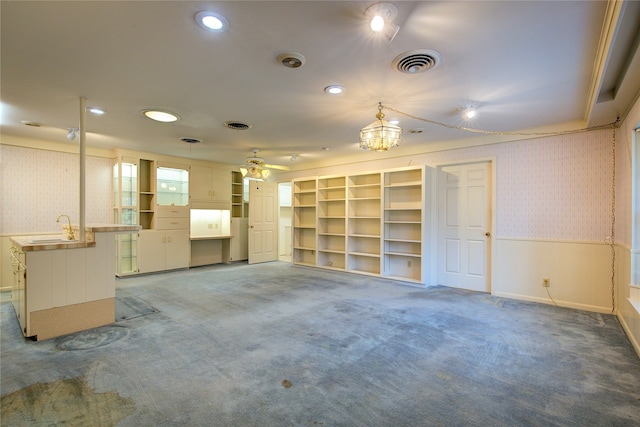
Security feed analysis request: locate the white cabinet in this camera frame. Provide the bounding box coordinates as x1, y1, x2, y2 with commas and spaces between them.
290, 166, 427, 284
292, 178, 317, 266
317, 176, 346, 270
191, 165, 231, 208
138, 229, 190, 273
383, 167, 425, 283
347, 172, 382, 275
230, 217, 248, 261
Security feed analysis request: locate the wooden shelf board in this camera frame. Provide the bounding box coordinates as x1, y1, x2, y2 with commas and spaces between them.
348, 252, 380, 258
385, 251, 421, 257
384, 221, 421, 224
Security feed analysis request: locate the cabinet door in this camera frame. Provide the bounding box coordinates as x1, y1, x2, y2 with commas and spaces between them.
190, 165, 213, 201
138, 230, 166, 273
165, 230, 190, 270
230, 218, 248, 261
210, 168, 232, 203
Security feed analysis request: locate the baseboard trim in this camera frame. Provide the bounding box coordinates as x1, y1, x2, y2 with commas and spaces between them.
492, 291, 613, 314
617, 311, 640, 359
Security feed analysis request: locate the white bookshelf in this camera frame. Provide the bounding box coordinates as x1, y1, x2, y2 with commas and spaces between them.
347, 172, 382, 275
383, 167, 424, 282
292, 178, 317, 266
317, 176, 346, 270
290, 167, 427, 284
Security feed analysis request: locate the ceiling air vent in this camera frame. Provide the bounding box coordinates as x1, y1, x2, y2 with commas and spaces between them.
277, 52, 305, 69
224, 121, 252, 130
180, 137, 202, 144
392, 49, 441, 74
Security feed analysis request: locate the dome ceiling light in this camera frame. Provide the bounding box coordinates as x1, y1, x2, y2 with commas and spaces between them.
142, 109, 180, 123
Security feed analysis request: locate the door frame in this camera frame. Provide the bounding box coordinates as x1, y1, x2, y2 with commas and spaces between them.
429, 157, 497, 293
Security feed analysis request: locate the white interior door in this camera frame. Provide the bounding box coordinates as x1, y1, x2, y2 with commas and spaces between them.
248, 180, 278, 264
438, 162, 492, 292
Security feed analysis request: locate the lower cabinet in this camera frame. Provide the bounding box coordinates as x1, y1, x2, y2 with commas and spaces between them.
138, 229, 190, 273
230, 217, 248, 261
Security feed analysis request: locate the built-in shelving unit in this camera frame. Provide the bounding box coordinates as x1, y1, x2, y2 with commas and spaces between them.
383, 167, 424, 283
231, 171, 244, 218
292, 178, 317, 266
347, 172, 381, 276
317, 176, 346, 270
113, 157, 139, 276
138, 159, 155, 230
289, 166, 428, 284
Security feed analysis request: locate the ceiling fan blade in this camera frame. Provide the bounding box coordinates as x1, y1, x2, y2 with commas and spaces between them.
264, 163, 290, 171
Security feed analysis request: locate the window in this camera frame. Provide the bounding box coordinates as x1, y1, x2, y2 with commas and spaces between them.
631, 128, 640, 311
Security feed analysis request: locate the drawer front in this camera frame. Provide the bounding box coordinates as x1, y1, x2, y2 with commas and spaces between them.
156, 217, 189, 230
156, 205, 189, 218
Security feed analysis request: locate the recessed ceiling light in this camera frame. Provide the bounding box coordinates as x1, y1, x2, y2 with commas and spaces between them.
324, 85, 344, 95
196, 11, 229, 32
142, 109, 180, 123
322, 147, 330, 151
87, 107, 106, 115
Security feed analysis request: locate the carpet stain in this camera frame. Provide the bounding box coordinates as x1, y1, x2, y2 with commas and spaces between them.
281, 379, 293, 388
0, 376, 135, 426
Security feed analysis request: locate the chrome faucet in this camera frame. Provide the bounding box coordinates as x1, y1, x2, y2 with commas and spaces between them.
56, 214, 75, 240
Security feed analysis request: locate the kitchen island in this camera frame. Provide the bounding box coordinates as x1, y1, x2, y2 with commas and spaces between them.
10, 224, 140, 341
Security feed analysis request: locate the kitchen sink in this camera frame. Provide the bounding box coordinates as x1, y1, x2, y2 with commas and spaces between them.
29, 238, 77, 244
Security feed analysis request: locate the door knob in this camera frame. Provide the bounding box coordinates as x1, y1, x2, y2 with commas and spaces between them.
485, 232, 491, 237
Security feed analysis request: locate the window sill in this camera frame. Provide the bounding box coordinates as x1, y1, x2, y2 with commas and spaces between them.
629, 285, 640, 315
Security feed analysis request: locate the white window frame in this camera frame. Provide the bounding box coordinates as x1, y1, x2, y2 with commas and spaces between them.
631, 128, 640, 312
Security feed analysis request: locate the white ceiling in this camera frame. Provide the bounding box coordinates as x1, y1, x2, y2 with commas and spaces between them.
2, 1, 639, 171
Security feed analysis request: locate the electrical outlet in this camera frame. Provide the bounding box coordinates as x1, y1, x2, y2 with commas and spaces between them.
208, 224, 213, 229
543, 278, 550, 287
407, 260, 412, 267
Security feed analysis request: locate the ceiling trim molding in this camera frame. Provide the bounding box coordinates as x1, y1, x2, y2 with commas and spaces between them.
584, 0, 626, 121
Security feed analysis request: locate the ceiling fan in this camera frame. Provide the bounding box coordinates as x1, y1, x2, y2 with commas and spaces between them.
240, 148, 289, 180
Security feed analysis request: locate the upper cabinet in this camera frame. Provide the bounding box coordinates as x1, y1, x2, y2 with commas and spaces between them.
157, 164, 189, 207
190, 165, 231, 209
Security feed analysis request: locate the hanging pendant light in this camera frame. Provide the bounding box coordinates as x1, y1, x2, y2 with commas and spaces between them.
359, 102, 402, 151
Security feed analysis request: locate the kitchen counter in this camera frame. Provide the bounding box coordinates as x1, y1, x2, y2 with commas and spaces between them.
11, 224, 140, 252
9, 224, 141, 341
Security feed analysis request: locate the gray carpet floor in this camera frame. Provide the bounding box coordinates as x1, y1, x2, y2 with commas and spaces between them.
1, 261, 639, 426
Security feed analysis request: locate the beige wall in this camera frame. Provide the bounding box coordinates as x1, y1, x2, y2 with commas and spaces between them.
2, 100, 639, 355
277, 114, 640, 355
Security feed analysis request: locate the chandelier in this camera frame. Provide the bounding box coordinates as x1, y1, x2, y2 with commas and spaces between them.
359, 102, 402, 151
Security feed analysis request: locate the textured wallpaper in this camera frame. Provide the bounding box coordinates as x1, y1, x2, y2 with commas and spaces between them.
1, 145, 113, 234
280, 129, 616, 243
0, 128, 618, 242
